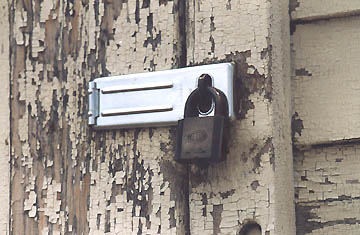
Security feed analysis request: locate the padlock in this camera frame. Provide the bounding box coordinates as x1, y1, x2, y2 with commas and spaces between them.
175, 75, 229, 163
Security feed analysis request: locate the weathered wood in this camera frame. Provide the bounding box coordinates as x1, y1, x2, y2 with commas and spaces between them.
186, 0, 295, 234
292, 16, 360, 146
292, 12, 360, 234
294, 143, 360, 235
0, 0, 10, 234
9, 0, 297, 234
9, 0, 189, 234
291, 0, 360, 22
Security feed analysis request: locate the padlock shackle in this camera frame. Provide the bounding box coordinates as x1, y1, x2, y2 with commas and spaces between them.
184, 86, 229, 118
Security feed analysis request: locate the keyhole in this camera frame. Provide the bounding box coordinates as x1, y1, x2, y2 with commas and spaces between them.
238, 222, 261, 235
197, 74, 214, 114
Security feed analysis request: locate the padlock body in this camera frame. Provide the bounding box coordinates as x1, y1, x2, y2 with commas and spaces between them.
175, 116, 225, 163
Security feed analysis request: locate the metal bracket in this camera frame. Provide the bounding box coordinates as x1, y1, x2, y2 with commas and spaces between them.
88, 81, 99, 125
88, 63, 234, 129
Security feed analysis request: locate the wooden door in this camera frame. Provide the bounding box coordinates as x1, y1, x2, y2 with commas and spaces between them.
7, 0, 294, 234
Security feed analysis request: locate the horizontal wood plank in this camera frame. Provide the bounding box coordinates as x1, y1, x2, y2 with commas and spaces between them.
294, 143, 360, 234
292, 16, 360, 146
291, 0, 360, 21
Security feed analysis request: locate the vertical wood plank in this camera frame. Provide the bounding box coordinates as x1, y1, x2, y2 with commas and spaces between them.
9, 0, 188, 234
186, 0, 295, 234
0, 0, 10, 234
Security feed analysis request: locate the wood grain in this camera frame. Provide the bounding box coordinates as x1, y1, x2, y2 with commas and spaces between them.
9, 0, 189, 234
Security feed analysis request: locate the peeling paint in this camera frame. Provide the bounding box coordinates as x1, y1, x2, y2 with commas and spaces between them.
292, 112, 304, 141
295, 143, 360, 234
292, 16, 360, 146
211, 204, 223, 235
0, 0, 10, 233
8, 0, 295, 234
289, 0, 300, 14
10, 0, 188, 234
186, 0, 294, 234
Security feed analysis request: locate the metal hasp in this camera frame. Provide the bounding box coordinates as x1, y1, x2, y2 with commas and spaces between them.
88, 63, 234, 129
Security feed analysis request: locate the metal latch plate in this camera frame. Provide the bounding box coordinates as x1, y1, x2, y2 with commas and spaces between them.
88, 63, 234, 129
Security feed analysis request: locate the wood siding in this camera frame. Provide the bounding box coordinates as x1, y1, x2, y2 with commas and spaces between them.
292, 2, 360, 235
